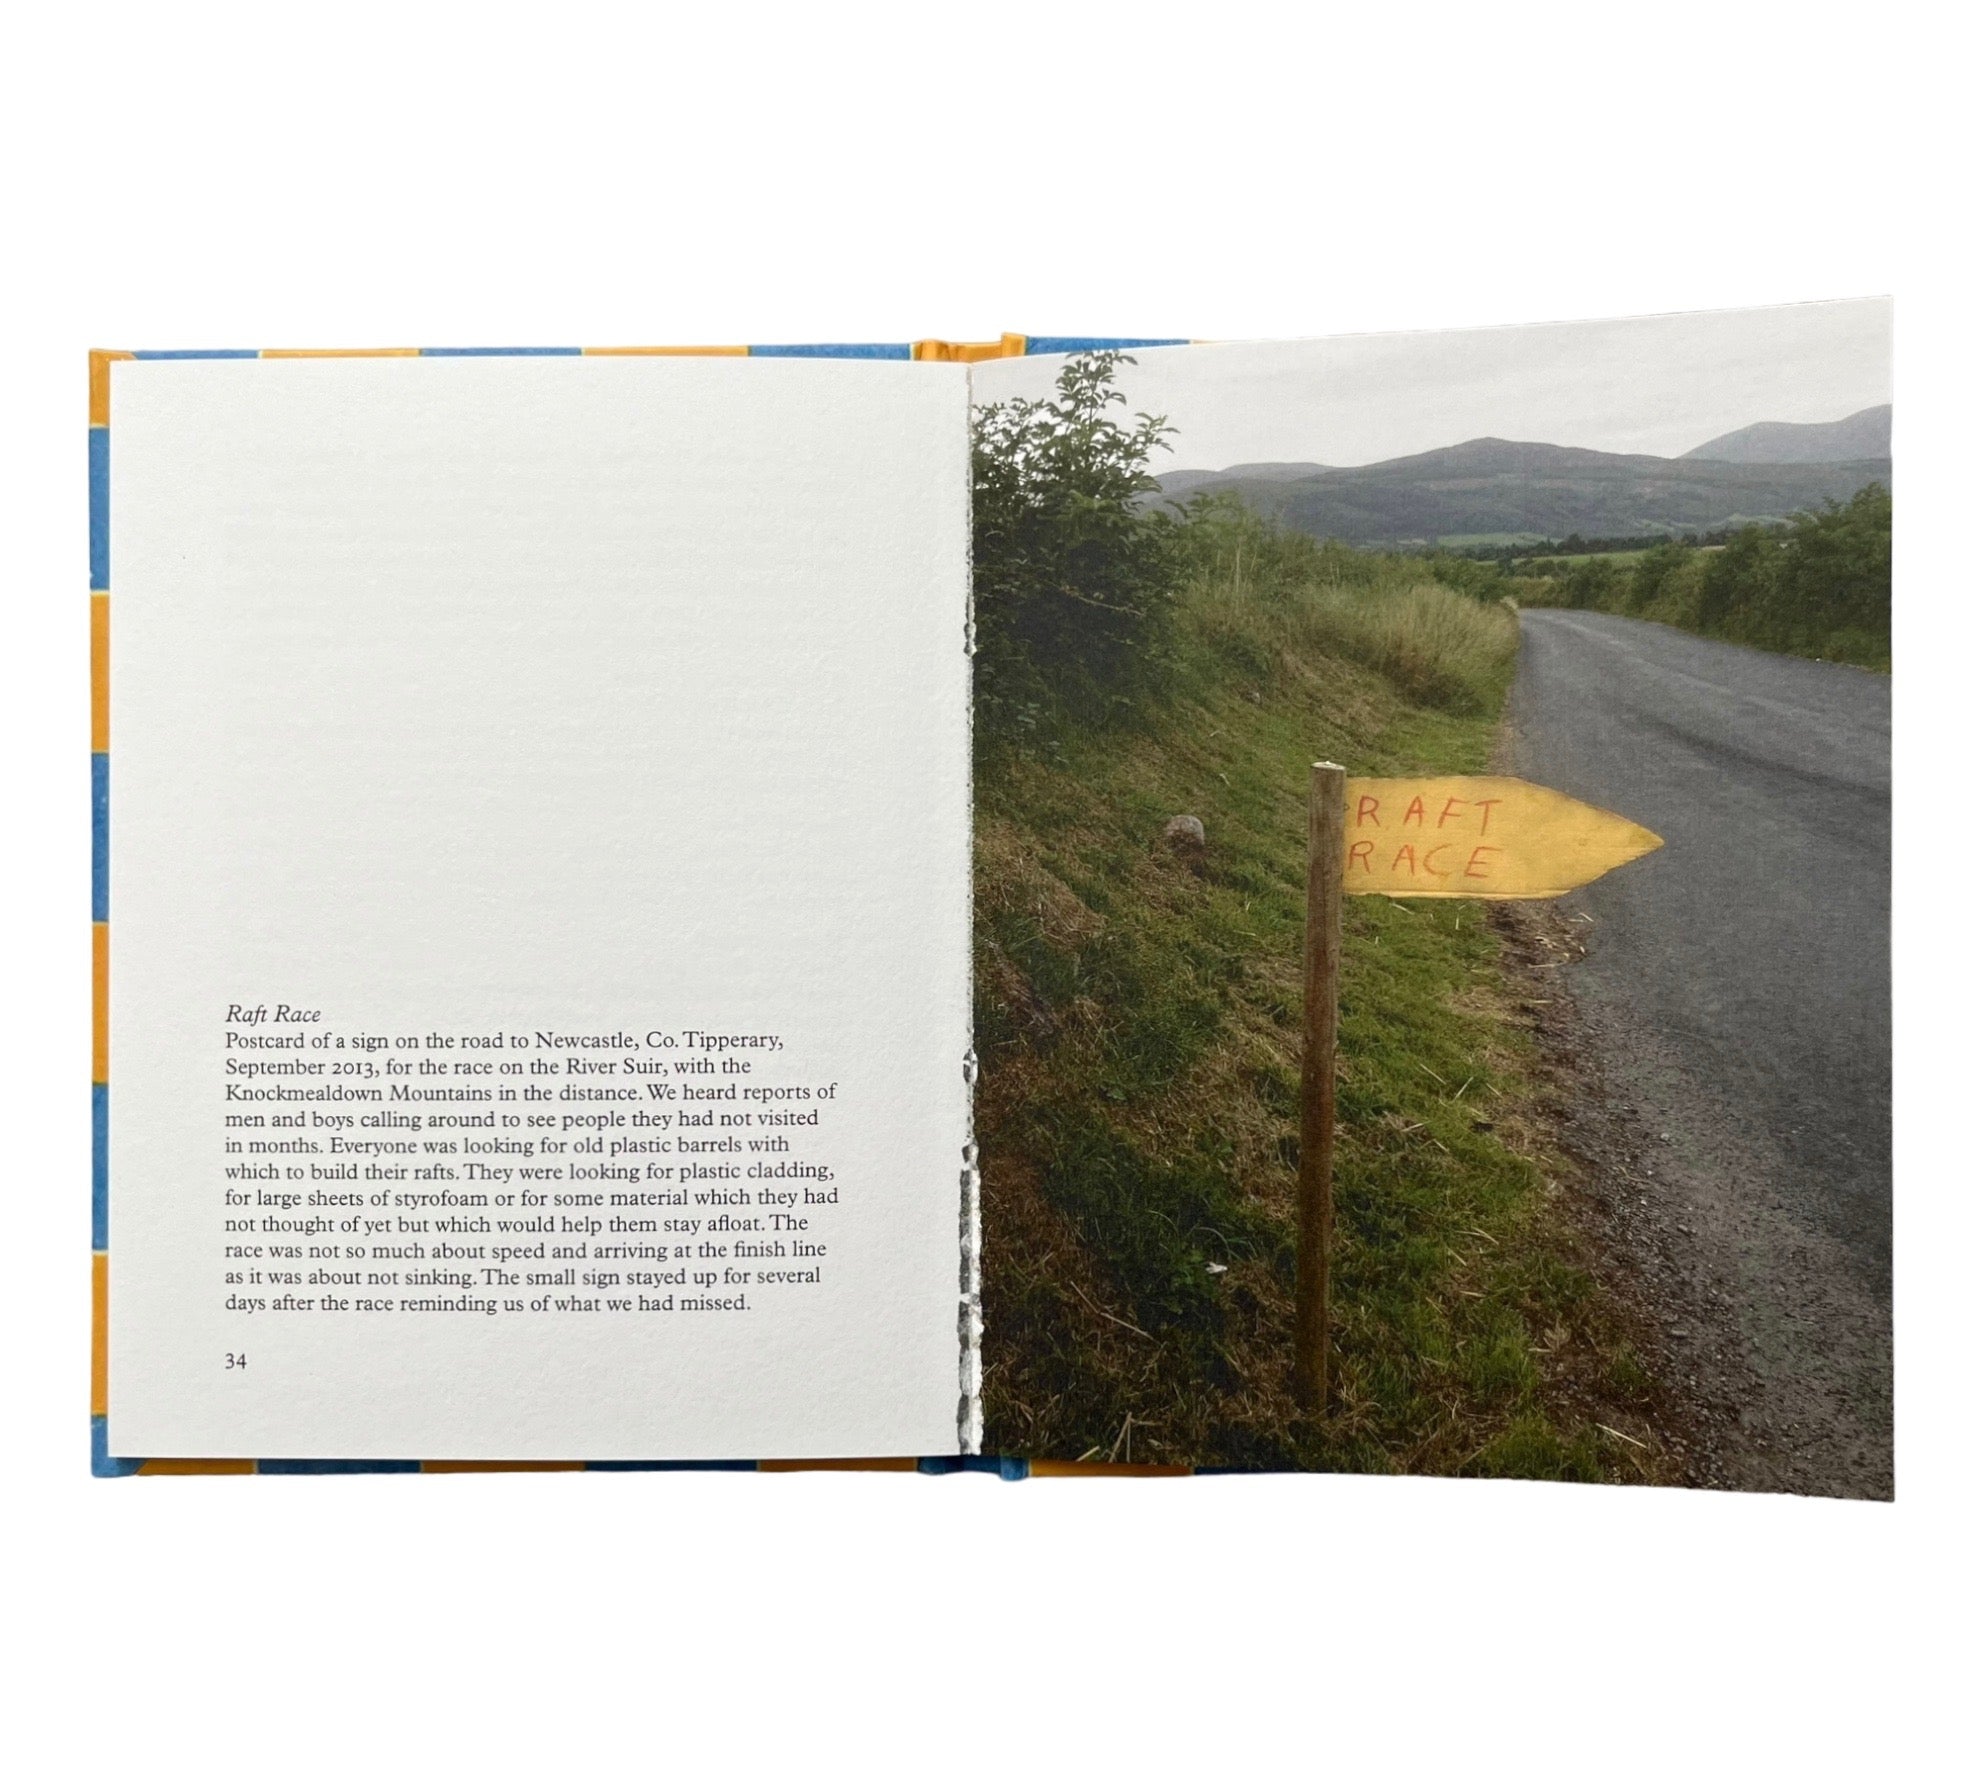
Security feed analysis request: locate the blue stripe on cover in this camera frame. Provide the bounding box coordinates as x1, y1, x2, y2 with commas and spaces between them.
257, 1458, 423, 1474
747, 343, 914, 359
129, 349, 260, 360
1022, 337, 1189, 354
88, 427, 108, 589
917, 1455, 1029, 1479
91, 1416, 142, 1478
92, 1084, 108, 1250
91, 752, 108, 923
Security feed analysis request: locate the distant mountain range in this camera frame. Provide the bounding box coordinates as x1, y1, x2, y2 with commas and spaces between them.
1680, 404, 1889, 465
1153, 407, 1892, 546
1157, 462, 1337, 500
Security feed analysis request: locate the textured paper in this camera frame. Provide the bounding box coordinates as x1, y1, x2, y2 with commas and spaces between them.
107, 354, 972, 1461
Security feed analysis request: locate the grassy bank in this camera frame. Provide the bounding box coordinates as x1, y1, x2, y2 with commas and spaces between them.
976, 513, 1669, 1479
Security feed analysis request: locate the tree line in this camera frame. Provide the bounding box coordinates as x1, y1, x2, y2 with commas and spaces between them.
1520, 484, 1890, 669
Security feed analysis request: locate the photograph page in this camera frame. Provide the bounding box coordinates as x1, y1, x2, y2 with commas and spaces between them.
967, 304, 1891, 1495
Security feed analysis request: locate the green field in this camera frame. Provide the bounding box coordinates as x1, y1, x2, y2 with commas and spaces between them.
1521, 546, 1659, 569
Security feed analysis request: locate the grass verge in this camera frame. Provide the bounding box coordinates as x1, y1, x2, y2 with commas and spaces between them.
977, 555, 1674, 1479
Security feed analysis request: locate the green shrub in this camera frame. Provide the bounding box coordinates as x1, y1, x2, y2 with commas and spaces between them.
1625, 540, 1696, 615
1557, 557, 1624, 610
1684, 484, 1888, 665
973, 353, 1180, 735
1697, 526, 1780, 634
1422, 552, 1511, 603
1771, 482, 1890, 656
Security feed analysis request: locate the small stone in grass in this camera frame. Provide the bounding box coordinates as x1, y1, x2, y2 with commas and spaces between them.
1163, 814, 1207, 873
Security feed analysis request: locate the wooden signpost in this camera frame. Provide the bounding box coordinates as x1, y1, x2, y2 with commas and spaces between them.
1294, 764, 1663, 1411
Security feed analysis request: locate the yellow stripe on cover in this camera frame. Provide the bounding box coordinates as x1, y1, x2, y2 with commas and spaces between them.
91, 1252, 108, 1417
911, 334, 1028, 363
757, 1457, 920, 1472
91, 594, 108, 754
1027, 1460, 1194, 1478
92, 921, 107, 1084
89, 350, 133, 428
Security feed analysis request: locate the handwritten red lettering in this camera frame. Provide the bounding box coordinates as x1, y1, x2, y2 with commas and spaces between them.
1355, 795, 1380, 828
1465, 845, 1501, 879
1472, 799, 1501, 836
1402, 796, 1427, 827
1348, 840, 1375, 873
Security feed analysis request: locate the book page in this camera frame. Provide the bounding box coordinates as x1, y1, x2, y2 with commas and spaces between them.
106, 353, 972, 1462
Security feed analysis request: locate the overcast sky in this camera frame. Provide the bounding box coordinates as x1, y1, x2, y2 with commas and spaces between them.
970, 299, 1892, 469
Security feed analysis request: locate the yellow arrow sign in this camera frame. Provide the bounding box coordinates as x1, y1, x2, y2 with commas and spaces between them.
1342, 774, 1661, 899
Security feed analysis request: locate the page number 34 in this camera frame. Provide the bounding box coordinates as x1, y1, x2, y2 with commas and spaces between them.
225, 1353, 248, 1371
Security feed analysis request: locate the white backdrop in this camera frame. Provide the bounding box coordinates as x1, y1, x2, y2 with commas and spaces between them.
2, 4, 1974, 1779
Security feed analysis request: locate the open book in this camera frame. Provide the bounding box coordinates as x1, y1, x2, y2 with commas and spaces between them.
93, 305, 1894, 1491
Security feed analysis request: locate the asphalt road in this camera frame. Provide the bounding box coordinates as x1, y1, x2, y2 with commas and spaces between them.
1508, 610, 1891, 1497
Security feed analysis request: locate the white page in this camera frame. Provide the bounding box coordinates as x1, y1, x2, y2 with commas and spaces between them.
107, 353, 972, 1461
